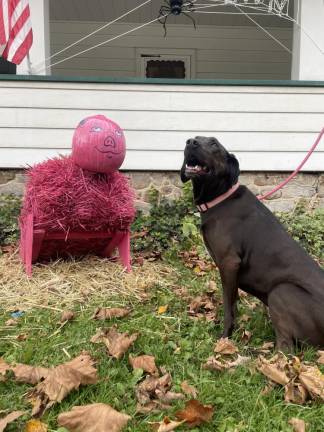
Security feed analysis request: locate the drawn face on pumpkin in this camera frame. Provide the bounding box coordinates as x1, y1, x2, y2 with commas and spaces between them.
72, 115, 126, 174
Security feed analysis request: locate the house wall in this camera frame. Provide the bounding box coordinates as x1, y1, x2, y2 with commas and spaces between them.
50, 21, 292, 80
0, 78, 323, 172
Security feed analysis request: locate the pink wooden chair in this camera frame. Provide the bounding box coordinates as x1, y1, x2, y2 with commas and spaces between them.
20, 213, 131, 277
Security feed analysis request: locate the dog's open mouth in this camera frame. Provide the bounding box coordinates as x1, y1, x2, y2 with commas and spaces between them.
185, 158, 209, 176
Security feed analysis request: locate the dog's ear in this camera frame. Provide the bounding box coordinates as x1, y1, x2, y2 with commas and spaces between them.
180, 161, 190, 183
227, 153, 240, 185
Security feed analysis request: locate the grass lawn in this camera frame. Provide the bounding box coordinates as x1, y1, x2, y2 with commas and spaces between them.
1, 252, 324, 432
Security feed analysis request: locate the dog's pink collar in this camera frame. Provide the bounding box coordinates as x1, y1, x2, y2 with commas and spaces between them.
197, 183, 240, 213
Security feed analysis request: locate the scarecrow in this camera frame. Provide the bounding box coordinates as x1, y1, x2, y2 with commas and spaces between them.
20, 115, 135, 276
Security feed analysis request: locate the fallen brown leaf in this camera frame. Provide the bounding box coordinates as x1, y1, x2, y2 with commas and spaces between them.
92, 308, 130, 320
60, 310, 75, 323
24, 419, 48, 431
136, 401, 171, 415
28, 352, 98, 416
58, 403, 131, 432
214, 338, 238, 355
257, 342, 275, 354
207, 280, 217, 291
257, 355, 289, 386
204, 356, 224, 372
299, 365, 324, 400
316, 350, 324, 365
239, 314, 251, 323
180, 381, 198, 398
204, 354, 250, 372
188, 294, 217, 321
90, 328, 107, 344
5, 318, 17, 326
149, 417, 185, 432
288, 418, 306, 432
100, 326, 138, 359
176, 399, 213, 427
0, 358, 10, 381
16, 333, 28, 341
284, 381, 308, 405
136, 373, 183, 412
241, 329, 252, 344
155, 390, 185, 403
12, 364, 49, 384
129, 355, 158, 376
0, 411, 24, 432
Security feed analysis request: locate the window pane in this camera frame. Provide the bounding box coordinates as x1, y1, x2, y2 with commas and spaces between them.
146, 60, 185, 79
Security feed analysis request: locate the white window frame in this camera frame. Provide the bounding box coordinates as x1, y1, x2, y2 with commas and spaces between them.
136, 48, 196, 79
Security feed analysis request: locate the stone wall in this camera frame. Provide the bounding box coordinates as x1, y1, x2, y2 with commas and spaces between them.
0, 169, 323, 213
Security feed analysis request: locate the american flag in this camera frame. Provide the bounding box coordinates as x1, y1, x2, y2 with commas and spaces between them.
0, 0, 33, 65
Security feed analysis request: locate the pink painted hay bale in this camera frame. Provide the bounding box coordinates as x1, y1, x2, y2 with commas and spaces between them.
20, 156, 135, 232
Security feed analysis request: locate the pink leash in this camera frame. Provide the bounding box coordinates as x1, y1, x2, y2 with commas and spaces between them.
257, 128, 324, 201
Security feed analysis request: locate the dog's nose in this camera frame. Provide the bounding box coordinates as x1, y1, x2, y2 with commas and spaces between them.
186, 138, 199, 148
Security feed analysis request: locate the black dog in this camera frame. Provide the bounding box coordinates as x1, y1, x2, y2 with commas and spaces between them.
181, 136, 324, 350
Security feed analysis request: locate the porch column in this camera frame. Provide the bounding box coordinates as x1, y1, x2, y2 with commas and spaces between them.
17, 0, 51, 75
291, 0, 324, 80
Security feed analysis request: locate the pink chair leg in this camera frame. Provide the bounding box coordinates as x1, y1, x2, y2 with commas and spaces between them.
102, 231, 124, 258
19, 223, 25, 262
24, 213, 34, 277
32, 229, 46, 263
118, 231, 131, 272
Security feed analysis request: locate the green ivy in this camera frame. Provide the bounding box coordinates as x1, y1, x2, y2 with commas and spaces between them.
0, 194, 21, 245
132, 187, 324, 261
278, 203, 324, 259
132, 183, 200, 253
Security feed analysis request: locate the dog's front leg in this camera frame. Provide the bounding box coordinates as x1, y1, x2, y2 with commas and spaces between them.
219, 256, 240, 338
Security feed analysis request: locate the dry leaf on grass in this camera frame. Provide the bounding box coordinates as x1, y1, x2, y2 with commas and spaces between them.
27, 352, 98, 416
58, 403, 131, 432
129, 355, 159, 376
284, 381, 308, 405
60, 310, 75, 323
0, 411, 24, 432
158, 305, 168, 314
24, 419, 48, 431
12, 364, 49, 385
149, 417, 185, 432
256, 342, 275, 354
0, 358, 10, 381
92, 308, 130, 320
316, 350, 324, 365
257, 355, 289, 386
214, 338, 238, 355
288, 418, 306, 432
176, 399, 214, 427
188, 294, 217, 321
92, 326, 138, 359
204, 354, 250, 372
299, 365, 324, 400
5, 318, 17, 326
241, 329, 252, 344
180, 381, 198, 398
239, 314, 251, 323
136, 373, 184, 413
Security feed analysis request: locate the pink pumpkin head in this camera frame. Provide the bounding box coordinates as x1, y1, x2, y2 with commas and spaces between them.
72, 115, 126, 174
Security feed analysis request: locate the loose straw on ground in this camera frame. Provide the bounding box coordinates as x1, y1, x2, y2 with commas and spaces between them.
0, 253, 177, 311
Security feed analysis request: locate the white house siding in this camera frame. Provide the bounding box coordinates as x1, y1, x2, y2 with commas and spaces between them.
50, 22, 292, 80
0, 79, 323, 171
